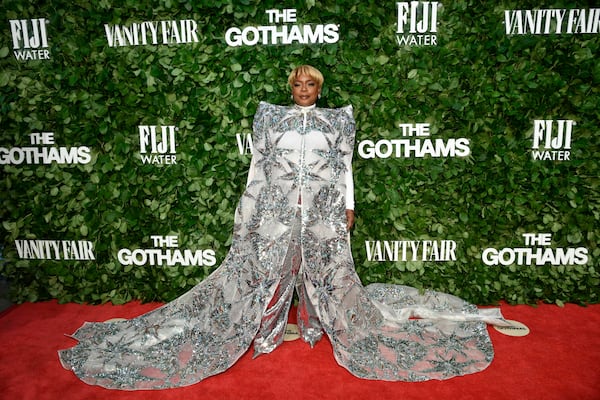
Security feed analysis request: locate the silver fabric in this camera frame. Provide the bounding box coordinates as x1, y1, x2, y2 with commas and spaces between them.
59, 102, 507, 390
253, 208, 323, 355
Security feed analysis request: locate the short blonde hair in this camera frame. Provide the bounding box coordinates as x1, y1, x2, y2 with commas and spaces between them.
287, 65, 324, 88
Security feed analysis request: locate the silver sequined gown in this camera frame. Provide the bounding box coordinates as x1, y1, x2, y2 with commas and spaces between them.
59, 102, 507, 390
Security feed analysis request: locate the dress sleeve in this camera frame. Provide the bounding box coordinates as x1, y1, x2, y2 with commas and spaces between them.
345, 163, 355, 210
341, 105, 356, 210
245, 155, 256, 188
246, 101, 269, 187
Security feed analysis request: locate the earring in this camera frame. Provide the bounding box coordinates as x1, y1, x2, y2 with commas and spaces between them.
318, 94, 321, 99
291, 95, 294, 100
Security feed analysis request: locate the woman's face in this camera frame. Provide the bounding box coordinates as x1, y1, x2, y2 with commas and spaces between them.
291, 74, 320, 107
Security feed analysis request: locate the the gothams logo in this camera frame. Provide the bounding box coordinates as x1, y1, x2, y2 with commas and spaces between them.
118, 236, 216, 267
482, 233, 588, 266
225, 8, 339, 47
531, 120, 574, 161
504, 8, 600, 35
0, 132, 92, 165
358, 123, 470, 159
9, 18, 51, 60
396, 1, 440, 46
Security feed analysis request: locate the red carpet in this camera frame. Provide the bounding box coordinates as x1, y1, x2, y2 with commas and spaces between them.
1, 300, 599, 400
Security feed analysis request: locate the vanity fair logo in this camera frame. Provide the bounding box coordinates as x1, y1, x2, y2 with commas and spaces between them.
504, 8, 600, 35
366, 239, 457, 262
9, 18, 51, 60
15, 239, 95, 260
531, 120, 575, 161
104, 20, 199, 47
118, 235, 216, 267
482, 233, 588, 266
358, 123, 470, 159
236, 133, 254, 155
225, 8, 339, 47
0, 132, 92, 165
396, 1, 440, 46
138, 125, 178, 164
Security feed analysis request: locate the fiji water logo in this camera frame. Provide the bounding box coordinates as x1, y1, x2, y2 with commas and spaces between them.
396, 2, 440, 46
9, 18, 51, 60
531, 120, 574, 161
138, 125, 178, 164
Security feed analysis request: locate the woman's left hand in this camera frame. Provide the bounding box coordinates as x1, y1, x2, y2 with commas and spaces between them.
345, 209, 355, 231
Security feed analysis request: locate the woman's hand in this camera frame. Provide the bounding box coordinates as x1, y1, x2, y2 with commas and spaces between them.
345, 209, 355, 231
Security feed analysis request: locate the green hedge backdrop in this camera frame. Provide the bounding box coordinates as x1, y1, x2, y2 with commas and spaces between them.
1, 0, 598, 305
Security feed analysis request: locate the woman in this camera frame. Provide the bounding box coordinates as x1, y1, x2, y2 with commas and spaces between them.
59, 65, 507, 390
